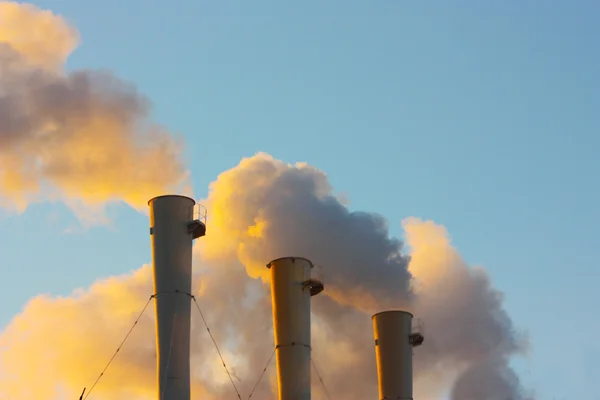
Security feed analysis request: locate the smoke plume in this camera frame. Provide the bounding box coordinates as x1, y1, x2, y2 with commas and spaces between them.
0, 3, 533, 399
404, 218, 531, 400
0, 152, 533, 399
0, 2, 188, 217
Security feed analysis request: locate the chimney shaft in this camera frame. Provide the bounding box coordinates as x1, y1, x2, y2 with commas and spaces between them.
149, 195, 197, 400
372, 310, 419, 400
267, 257, 323, 400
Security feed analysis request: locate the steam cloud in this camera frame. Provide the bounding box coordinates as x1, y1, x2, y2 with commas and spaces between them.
0, 3, 533, 400
0, 2, 189, 218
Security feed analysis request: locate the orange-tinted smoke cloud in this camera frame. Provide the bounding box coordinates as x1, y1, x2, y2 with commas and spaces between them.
0, 2, 77, 68
0, 2, 189, 216
0, 153, 533, 400
0, 266, 213, 399
200, 153, 413, 315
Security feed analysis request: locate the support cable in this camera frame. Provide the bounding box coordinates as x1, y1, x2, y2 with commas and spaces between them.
311, 357, 332, 400
81, 291, 240, 400
191, 296, 242, 400
247, 347, 276, 399
82, 295, 153, 400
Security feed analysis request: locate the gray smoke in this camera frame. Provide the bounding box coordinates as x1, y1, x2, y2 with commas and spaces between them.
199, 153, 532, 399
0, 3, 188, 214
450, 356, 534, 400
0, 153, 533, 400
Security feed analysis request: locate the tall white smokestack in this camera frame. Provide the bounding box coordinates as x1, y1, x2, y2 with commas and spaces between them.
149, 195, 206, 400
267, 257, 324, 400
372, 310, 424, 400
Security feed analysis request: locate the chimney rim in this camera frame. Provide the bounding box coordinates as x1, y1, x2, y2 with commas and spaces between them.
147, 194, 196, 206
372, 310, 414, 320
266, 256, 314, 269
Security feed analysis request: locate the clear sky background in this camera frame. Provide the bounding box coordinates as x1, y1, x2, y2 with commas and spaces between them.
1, 1, 599, 399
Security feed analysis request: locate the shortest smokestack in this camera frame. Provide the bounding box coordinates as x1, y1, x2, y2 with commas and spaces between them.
372, 310, 423, 400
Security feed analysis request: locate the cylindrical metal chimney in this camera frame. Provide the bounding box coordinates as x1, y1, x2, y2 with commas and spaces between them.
372, 310, 423, 400
149, 195, 205, 400
267, 257, 324, 400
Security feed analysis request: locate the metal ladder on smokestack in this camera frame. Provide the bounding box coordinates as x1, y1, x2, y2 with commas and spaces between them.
187, 203, 207, 239
409, 321, 424, 347
302, 264, 325, 296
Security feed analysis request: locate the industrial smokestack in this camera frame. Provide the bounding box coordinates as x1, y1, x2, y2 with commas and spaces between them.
372, 310, 424, 400
149, 195, 206, 400
267, 257, 324, 400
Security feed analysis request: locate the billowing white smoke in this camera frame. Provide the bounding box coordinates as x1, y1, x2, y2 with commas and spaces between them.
404, 218, 531, 399
0, 1, 189, 219
0, 3, 533, 399
199, 154, 532, 400
0, 152, 532, 399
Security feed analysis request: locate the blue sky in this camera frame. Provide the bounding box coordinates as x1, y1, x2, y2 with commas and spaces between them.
1, 1, 599, 398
